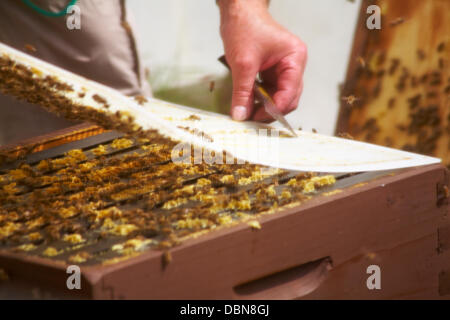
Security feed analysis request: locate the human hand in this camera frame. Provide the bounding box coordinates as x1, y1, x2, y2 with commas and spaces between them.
218, 0, 307, 121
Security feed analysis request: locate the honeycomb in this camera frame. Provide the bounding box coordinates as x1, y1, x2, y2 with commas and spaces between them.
0, 135, 336, 266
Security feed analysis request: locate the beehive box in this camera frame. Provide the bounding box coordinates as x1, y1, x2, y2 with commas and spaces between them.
0, 127, 448, 299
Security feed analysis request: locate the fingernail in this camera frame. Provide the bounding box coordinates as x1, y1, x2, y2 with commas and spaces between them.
232, 106, 247, 121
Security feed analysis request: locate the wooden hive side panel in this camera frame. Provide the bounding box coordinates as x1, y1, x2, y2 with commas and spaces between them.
92, 165, 448, 299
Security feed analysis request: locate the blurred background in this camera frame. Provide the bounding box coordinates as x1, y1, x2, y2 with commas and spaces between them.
127, 0, 362, 135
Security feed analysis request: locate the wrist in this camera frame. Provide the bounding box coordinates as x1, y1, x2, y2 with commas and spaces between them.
218, 0, 269, 20
217, 0, 269, 7
218, 0, 271, 37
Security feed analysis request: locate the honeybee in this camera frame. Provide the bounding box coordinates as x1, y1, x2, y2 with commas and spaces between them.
24, 44, 37, 53
341, 95, 360, 106
134, 95, 148, 105
162, 250, 172, 268
336, 132, 354, 140
388, 98, 396, 109
443, 185, 449, 198
389, 17, 405, 26
158, 240, 172, 249
356, 56, 366, 68
417, 49, 426, 61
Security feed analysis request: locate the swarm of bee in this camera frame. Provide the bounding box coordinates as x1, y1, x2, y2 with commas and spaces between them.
0, 54, 338, 267
343, 39, 449, 168
0, 134, 337, 266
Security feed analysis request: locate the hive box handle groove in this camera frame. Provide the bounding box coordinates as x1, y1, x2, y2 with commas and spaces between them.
233, 257, 332, 300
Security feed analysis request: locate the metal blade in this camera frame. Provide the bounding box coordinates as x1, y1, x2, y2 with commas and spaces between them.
253, 85, 297, 137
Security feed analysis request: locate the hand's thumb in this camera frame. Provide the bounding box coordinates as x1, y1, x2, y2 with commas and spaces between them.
230, 60, 258, 121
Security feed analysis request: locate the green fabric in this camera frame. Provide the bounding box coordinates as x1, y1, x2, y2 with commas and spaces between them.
22, 0, 78, 17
